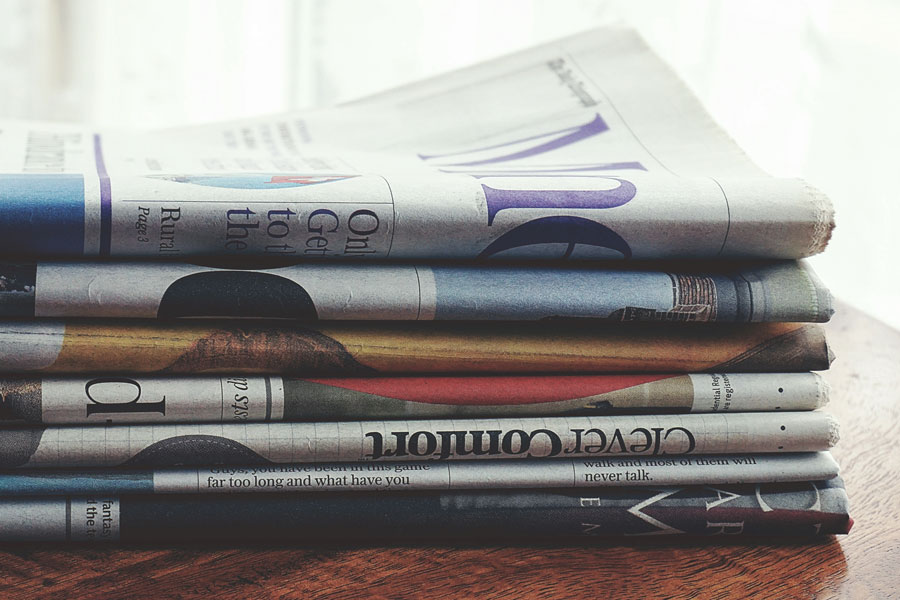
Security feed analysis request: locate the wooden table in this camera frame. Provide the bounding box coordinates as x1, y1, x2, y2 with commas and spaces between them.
0, 300, 897, 599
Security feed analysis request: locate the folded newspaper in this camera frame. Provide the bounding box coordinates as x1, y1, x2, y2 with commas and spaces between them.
0, 372, 829, 424
0, 413, 839, 468
0, 320, 833, 375
0, 453, 840, 496
0, 480, 852, 542
0, 260, 833, 322
0, 27, 832, 261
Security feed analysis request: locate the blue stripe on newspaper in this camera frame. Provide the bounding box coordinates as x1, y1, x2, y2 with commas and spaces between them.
0, 174, 85, 255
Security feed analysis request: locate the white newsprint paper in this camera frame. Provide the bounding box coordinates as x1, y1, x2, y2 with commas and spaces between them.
0, 453, 841, 496
0, 412, 840, 469
0, 27, 831, 261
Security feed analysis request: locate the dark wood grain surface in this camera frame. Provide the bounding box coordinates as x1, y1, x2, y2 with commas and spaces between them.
0, 299, 896, 599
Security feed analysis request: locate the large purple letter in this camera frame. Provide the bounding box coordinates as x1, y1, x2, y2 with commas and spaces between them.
483, 177, 636, 225
418, 113, 610, 166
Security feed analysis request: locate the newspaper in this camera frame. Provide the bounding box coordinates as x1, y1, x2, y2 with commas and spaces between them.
0, 320, 833, 375
0, 479, 851, 541
0, 260, 832, 322
0, 27, 832, 261
0, 373, 829, 424
0, 453, 839, 496
0, 412, 839, 469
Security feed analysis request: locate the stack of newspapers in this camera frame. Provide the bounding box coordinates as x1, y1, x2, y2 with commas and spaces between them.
0, 27, 851, 542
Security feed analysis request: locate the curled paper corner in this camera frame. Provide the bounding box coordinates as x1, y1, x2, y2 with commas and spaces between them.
822, 450, 840, 474
812, 373, 831, 409
797, 259, 835, 322
825, 413, 841, 447
825, 339, 837, 366
818, 286, 836, 322
801, 180, 836, 257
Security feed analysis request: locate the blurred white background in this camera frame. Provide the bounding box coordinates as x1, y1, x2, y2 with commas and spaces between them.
1, 0, 898, 327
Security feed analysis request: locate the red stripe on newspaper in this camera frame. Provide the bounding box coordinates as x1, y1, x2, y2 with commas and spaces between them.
301, 374, 676, 405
